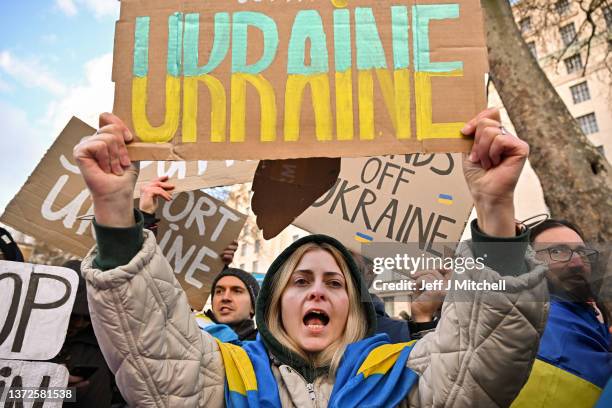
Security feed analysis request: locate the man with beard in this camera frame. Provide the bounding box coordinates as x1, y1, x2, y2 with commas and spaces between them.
512, 219, 611, 407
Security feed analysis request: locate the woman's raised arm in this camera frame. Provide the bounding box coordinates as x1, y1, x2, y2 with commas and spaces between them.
75, 113, 226, 407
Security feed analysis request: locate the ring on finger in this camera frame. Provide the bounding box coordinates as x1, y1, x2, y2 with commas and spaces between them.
499, 126, 508, 136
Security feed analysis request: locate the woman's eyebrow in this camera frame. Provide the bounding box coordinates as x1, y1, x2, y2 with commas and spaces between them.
293, 270, 344, 279
323, 271, 344, 279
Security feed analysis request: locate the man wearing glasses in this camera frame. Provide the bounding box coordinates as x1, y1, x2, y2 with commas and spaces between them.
512, 219, 611, 407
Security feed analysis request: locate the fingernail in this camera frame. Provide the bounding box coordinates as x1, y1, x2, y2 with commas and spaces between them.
461, 124, 470, 134
124, 129, 133, 142
468, 151, 478, 162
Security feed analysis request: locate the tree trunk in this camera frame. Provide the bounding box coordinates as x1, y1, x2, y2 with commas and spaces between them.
481, 0, 612, 242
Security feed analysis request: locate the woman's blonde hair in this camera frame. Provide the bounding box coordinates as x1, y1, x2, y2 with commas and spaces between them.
265, 242, 368, 376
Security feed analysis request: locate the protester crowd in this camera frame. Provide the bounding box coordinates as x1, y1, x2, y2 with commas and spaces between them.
1, 107, 610, 407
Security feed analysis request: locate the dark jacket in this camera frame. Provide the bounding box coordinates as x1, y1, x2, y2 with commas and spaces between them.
57, 326, 114, 408
370, 293, 411, 343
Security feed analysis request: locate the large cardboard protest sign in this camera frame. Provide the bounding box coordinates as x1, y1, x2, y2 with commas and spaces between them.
157, 190, 247, 310
0, 261, 78, 361
294, 154, 472, 255
0, 360, 69, 407
0, 117, 256, 257
113, 0, 488, 160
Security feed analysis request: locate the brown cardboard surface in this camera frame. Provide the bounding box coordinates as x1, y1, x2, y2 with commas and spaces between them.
113, 0, 487, 160
0, 117, 247, 310
136, 160, 257, 196
156, 190, 247, 310
294, 154, 473, 255
0, 117, 255, 257
251, 158, 340, 238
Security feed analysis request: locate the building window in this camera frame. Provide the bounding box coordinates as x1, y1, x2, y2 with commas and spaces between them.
240, 244, 246, 256
519, 17, 531, 34
570, 82, 590, 104
239, 263, 245, 270
254, 239, 260, 254
292, 234, 300, 242
252, 261, 258, 273
577, 113, 599, 135
383, 297, 395, 316
527, 41, 537, 58
564, 54, 583, 74
555, 0, 570, 15
559, 23, 576, 46
604, 6, 612, 28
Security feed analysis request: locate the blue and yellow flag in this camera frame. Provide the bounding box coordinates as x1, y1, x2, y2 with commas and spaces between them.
512, 300, 612, 407
329, 334, 418, 408
216, 339, 281, 407
216, 334, 418, 407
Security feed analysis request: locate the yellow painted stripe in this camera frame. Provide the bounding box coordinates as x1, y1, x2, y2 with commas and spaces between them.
414, 70, 465, 140
358, 341, 416, 378
437, 199, 453, 205
132, 75, 180, 143
511, 359, 601, 408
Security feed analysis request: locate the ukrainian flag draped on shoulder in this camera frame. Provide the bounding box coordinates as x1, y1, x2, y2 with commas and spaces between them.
215, 333, 418, 407
328, 333, 419, 407
512, 299, 612, 408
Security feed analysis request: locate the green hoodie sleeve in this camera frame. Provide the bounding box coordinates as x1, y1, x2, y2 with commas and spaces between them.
470, 219, 530, 276
92, 210, 144, 271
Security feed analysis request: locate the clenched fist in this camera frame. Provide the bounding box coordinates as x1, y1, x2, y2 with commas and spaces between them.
73, 113, 138, 227
461, 108, 529, 237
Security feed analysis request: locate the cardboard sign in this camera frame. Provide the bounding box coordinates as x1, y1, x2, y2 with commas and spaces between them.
0, 117, 256, 257
157, 190, 247, 310
0, 360, 69, 408
113, 0, 488, 160
137, 159, 257, 198
252, 158, 340, 238
0, 261, 78, 361
294, 153, 472, 255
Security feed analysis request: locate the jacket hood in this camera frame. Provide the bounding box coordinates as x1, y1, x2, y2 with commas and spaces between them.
255, 234, 377, 382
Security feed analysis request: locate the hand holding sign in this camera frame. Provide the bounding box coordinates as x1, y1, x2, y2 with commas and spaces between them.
461, 108, 529, 237
139, 176, 175, 214
73, 113, 138, 227
221, 241, 238, 266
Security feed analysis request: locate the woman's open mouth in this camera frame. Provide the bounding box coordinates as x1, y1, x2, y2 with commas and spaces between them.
303, 309, 330, 331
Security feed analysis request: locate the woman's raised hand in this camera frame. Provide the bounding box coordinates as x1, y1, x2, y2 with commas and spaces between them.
461, 108, 529, 237
73, 112, 139, 227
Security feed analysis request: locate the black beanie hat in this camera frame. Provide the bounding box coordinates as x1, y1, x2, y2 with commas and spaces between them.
211, 268, 260, 311
0, 227, 24, 262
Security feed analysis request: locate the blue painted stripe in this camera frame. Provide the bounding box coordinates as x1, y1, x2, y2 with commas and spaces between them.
438, 194, 453, 200
355, 232, 373, 241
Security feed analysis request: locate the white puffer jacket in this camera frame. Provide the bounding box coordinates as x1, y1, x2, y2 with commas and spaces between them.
81, 230, 549, 407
